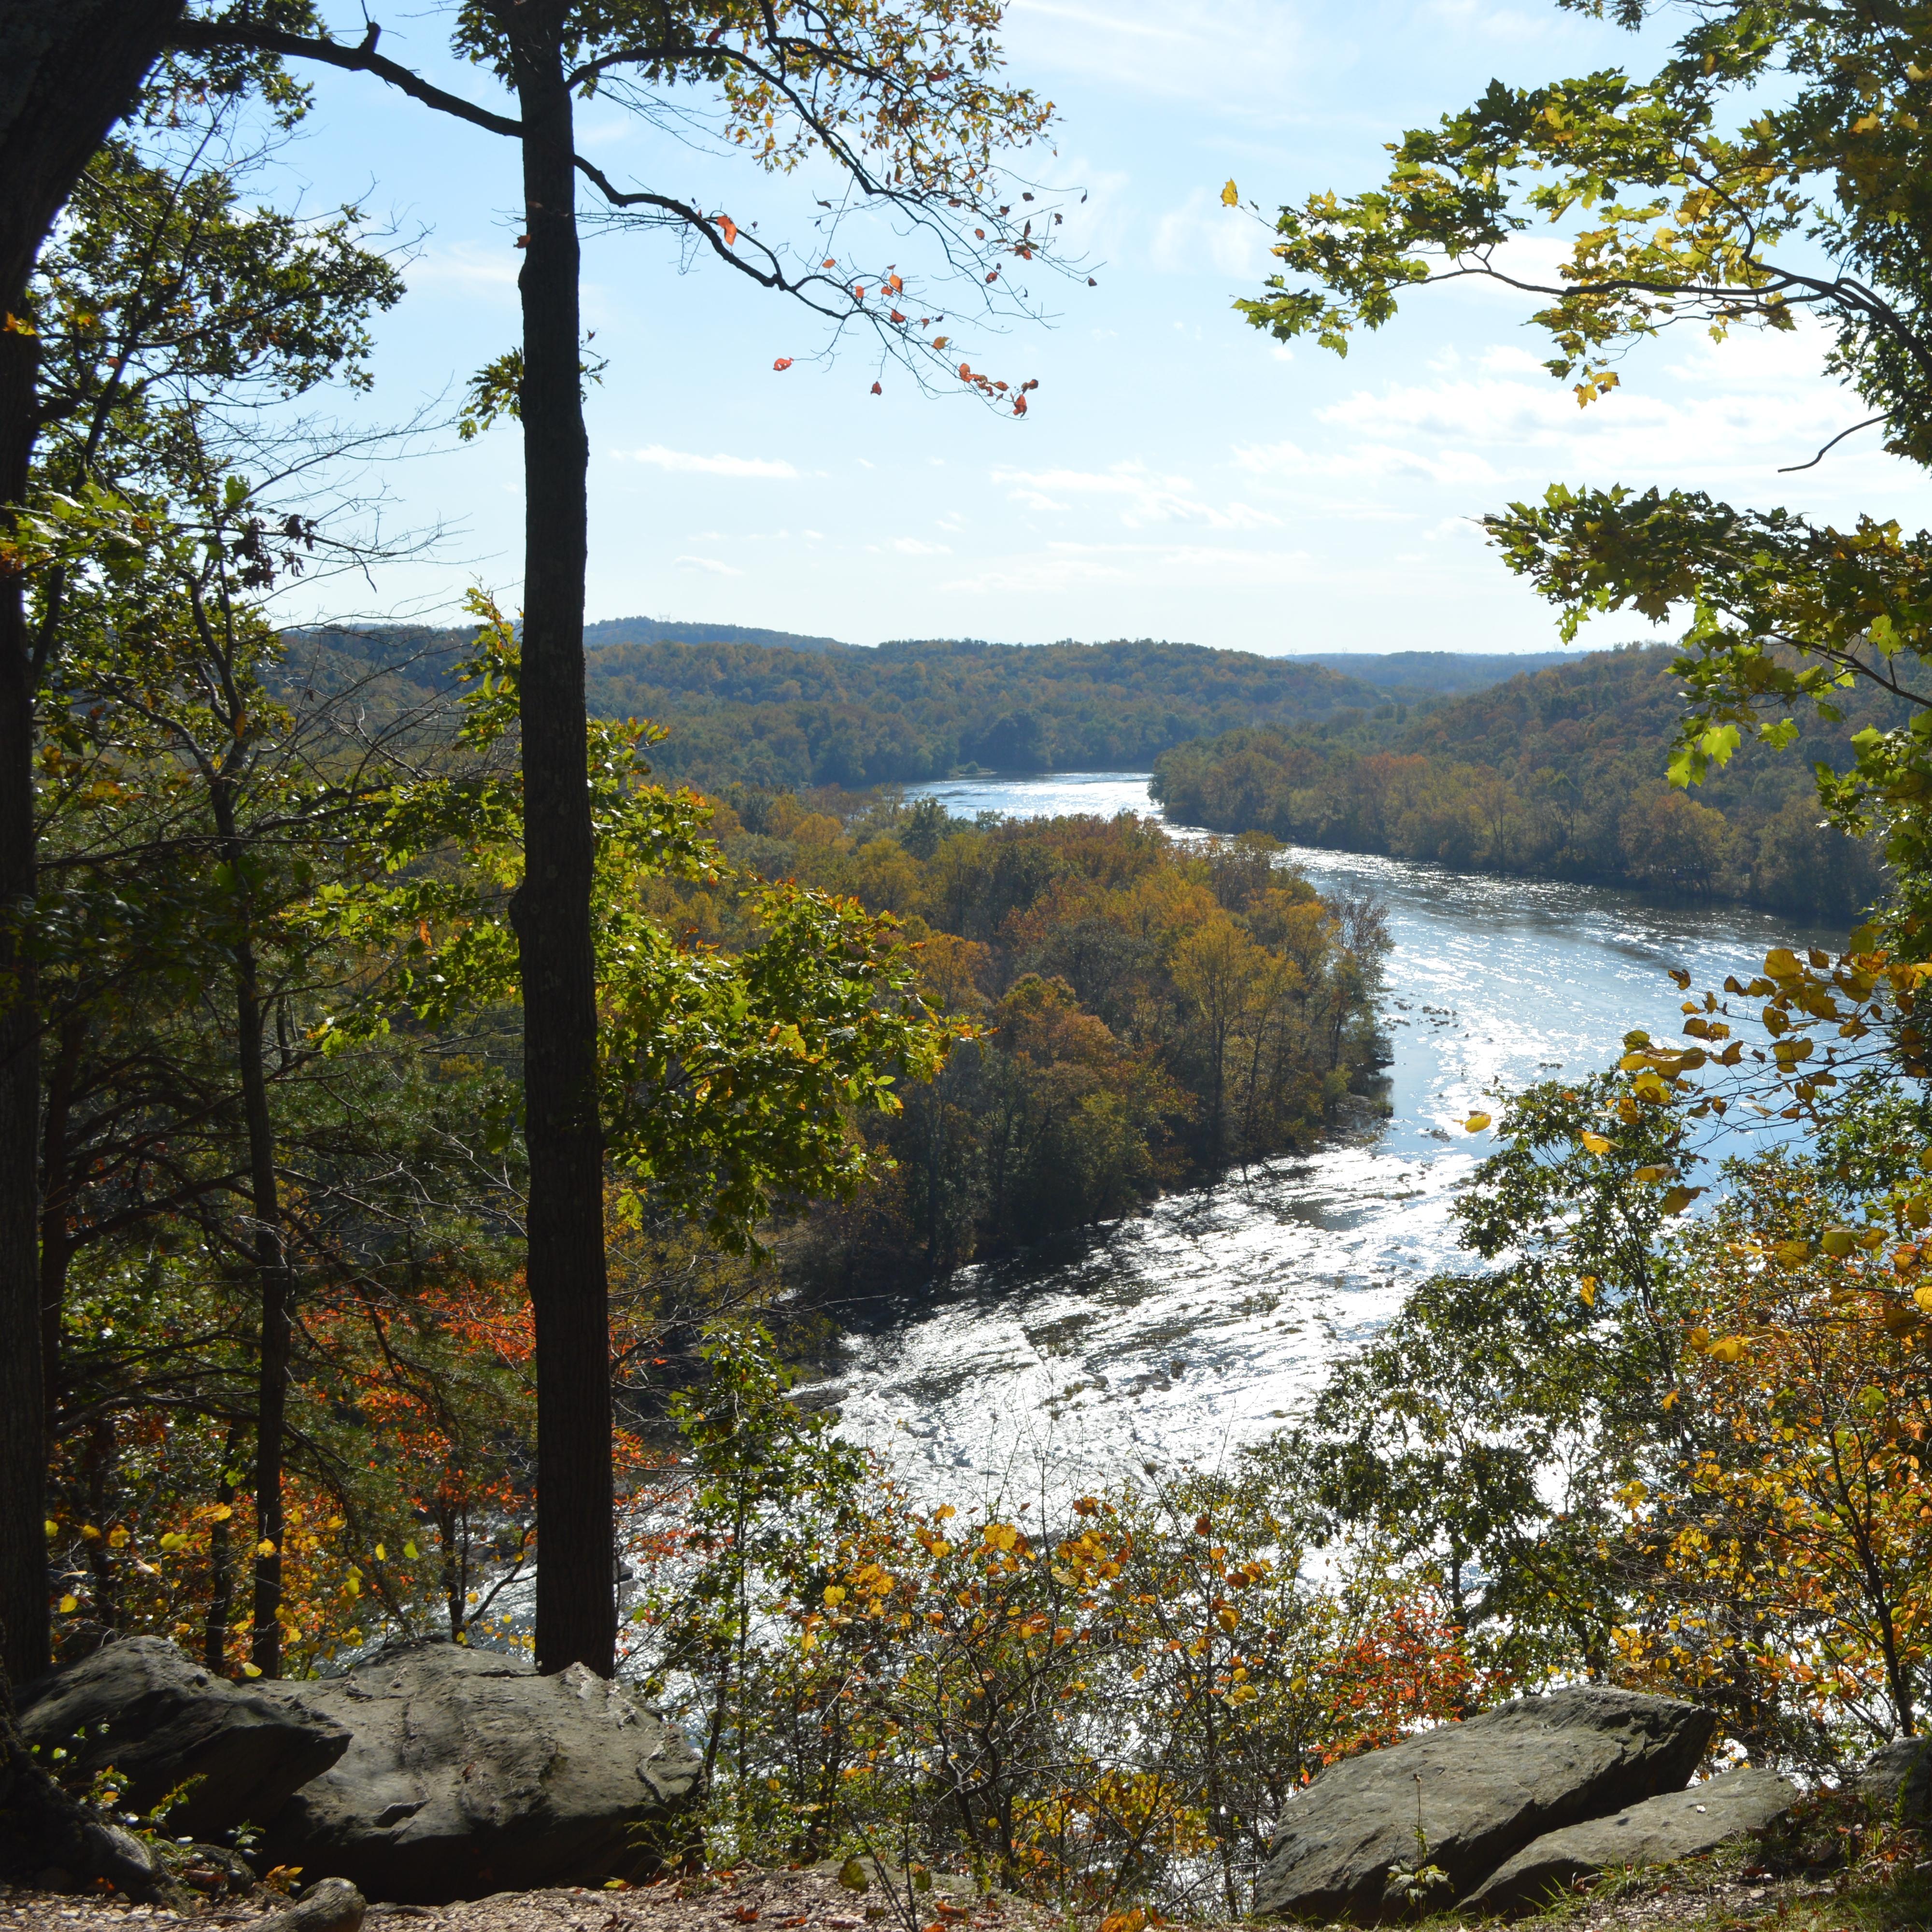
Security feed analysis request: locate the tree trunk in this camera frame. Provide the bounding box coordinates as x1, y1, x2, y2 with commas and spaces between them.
203, 1427, 240, 1674
0, 0, 187, 1696
0, 326, 46, 1689
233, 944, 293, 1678
506, 14, 616, 1678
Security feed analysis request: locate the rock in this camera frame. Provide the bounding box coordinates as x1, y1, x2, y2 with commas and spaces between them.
1460, 1766, 1797, 1917
18, 1637, 351, 1841
1856, 1736, 1932, 1828
253, 1877, 367, 1932
1252, 1687, 1716, 1924
262, 1643, 703, 1902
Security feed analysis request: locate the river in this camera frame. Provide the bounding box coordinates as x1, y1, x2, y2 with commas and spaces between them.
814, 770, 1829, 1504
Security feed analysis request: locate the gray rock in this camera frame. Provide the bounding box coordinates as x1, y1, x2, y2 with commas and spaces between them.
1856, 1736, 1932, 1828
253, 1877, 366, 1932
18, 1637, 351, 1840
1461, 1766, 1797, 1917
1252, 1687, 1715, 1924
262, 1643, 702, 1902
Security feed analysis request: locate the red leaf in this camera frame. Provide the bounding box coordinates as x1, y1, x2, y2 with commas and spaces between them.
986, 270, 999, 283
958, 362, 971, 378
870, 381, 882, 395
773, 357, 794, 371
890, 309, 906, 324
1013, 394, 1027, 415
719, 214, 739, 246
1088, 276, 1097, 286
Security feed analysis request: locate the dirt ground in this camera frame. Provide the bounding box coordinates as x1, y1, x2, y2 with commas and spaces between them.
3, 1847, 1926, 1932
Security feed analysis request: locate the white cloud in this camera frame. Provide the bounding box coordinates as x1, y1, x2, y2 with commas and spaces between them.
1233, 439, 1499, 486
894, 538, 953, 555
1150, 188, 1272, 277
676, 555, 744, 576
994, 459, 1280, 529
622, 444, 799, 479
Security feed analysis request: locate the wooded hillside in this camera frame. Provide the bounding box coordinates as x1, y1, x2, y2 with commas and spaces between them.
1154, 644, 1901, 923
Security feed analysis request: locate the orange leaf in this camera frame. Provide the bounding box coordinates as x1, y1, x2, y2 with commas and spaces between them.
890, 309, 906, 324
718, 214, 738, 245
886, 273, 903, 293
986, 270, 999, 283
853, 284, 866, 300
958, 362, 971, 378
772, 357, 794, 371
822, 257, 837, 268
1013, 394, 1027, 415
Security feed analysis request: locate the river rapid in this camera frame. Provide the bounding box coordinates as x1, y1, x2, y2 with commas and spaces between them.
813, 771, 1830, 1505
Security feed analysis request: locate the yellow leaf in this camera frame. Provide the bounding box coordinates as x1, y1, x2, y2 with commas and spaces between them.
1578, 1276, 1598, 1307
1660, 1186, 1700, 1215
256, 1539, 277, 1557
1853, 112, 1883, 132
1774, 1239, 1812, 1264
1463, 1112, 1492, 1132
1916, 1284, 1932, 1313
374, 1543, 386, 1562
1580, 1132, 1613, 1154
823, 1584, 848, 1606
242, 1662, 263, 1677
159, 1532, 188, 1552
1764, 947, 1801, 978
43, 1520, 57, 1539
107, 1527, 128, 1549
1221, 179, 1239, 206
1821, 1228, 1858, 1256
58, 1594, 78, 1614
1707, 1335, 1747, 1364
1661, 1389, 1679, 1411
404, 1541, 419, 1560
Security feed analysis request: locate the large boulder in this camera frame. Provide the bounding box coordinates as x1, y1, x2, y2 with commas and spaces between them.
18, 1637, 351, 1841
261, 1643, 703, 1901
1856, 1736, 1932, 1828
1252, 1687, 1715, 1924
1460, 1766, 1797, 1917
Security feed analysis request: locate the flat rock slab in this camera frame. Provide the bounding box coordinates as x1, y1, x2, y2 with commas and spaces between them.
1462, 1766, 1796, 1917
262, 1644, 702, 1902
1252, 1687, 1716, 1924
18, 1637, 351, 1841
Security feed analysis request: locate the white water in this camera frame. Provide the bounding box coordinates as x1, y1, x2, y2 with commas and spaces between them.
814, 771, 1829, 1502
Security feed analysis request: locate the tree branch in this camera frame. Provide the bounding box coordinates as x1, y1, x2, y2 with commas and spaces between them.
169, 18, 522, 141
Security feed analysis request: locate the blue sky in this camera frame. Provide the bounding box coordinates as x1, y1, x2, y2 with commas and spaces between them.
268, 0, 1932, 654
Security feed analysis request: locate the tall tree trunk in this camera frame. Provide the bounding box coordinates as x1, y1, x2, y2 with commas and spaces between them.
0, 327, 46, 1689
37, 1012, 81, 1435
507, 14, 616, 1678
203, 1427, 240, 1675
0, 0, 187, 1695
233, 944, 293, 1678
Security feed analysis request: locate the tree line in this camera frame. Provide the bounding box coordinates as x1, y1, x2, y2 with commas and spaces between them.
1153, 645, 1897, 923
285, 626, 1401, 793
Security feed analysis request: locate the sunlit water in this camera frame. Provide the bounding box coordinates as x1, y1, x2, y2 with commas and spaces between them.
808, 771, 1832, 1503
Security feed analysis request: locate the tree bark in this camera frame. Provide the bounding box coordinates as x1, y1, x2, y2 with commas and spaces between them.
505, 10, 616, 1678
232, 941, 293, 1678
0, 325, 46, 1690
0, 0, 187, 1696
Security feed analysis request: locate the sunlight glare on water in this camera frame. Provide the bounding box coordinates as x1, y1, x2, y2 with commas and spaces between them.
813, 772, 1832, 1502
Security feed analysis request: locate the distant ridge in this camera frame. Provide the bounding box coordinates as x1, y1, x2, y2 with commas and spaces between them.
584, 616, 849, 653
1282, 649, 1573, 696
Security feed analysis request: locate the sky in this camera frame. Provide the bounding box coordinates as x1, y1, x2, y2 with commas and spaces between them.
263, 0, 1932, 654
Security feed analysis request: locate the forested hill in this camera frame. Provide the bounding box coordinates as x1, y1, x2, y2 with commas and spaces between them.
280, 627, 1396, 788
1153, 643, 1904, 922
1284, 649, 1570, 695
582, 615, 850, 653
